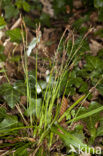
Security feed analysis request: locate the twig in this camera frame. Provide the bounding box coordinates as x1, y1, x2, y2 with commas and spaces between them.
10, 17, 22, 30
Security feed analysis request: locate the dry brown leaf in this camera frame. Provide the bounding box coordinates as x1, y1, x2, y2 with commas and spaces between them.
4, 42, 15, 56
57, 96, 69, 133
72, 94, 89, 108
40, 0, 54, 17
5, 62, 16, 77
95, 122, 99, 129
66, 5, 71, 14
72, 94, 80, 101
43, 28, 54, 41
91, 88, 99, 100
10, 17, 22, 30
6, 137, 35, 143
89, 39, 103, 56
79, 60, 83, 68
60, 96, 68, 117
90, 12, 98, 23
0, 76, 7, 85
59, 96, 68, 128
20, 96, 27, 105
4, 41, 23, 57
73, 0, 83, 9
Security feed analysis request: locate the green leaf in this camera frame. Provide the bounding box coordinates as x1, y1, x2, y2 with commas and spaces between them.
73, 15, 89, 31
71, 125, 85, 143
14, 145, 28, 156
4, 89, 20, 108
67, 102, 103, 124
94, 0, 103, 8
0, 16, 6, 29
0, 68, 6, 73
9, 55, 21, 63
94, 28, 103, 38
35, 146, 47, 156
16, 0, 30, 12
83, 102, 101, 141
85, 55, 103, 71
98, 8, 103, 21
53, 0, 66, 16
74, 77, 83, 88
97, 84, 103, 95
0, 107, 7, 122
0, 116, 18, 131
4, 4, 19, 20
79, 81, 88, 93
2, 0, 11, 6
71, 109, 76, 118
6, 28, 23, 43
40, 13, 50, 27
0, 45, 6, 61
0, 83, 12, 95
51, 124, 94, 153
26, 98, 42, 118
22, 1, 30, 12
58, 95, 86, 123
28, 71, 36, 95
13, 80, 26, 95
97, 121, 103, 136
24, 16, 36, 29
69, 102, 102, 142
97, 126, 103, 136
0, 83, 20, 108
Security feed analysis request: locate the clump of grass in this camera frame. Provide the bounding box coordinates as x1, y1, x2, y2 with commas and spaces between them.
0, 25, 103, 156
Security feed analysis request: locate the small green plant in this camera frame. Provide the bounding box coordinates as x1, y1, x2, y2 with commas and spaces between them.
0, 24, 103, 156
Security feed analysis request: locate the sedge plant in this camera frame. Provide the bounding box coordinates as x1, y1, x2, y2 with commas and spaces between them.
0, 25, 103, 156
